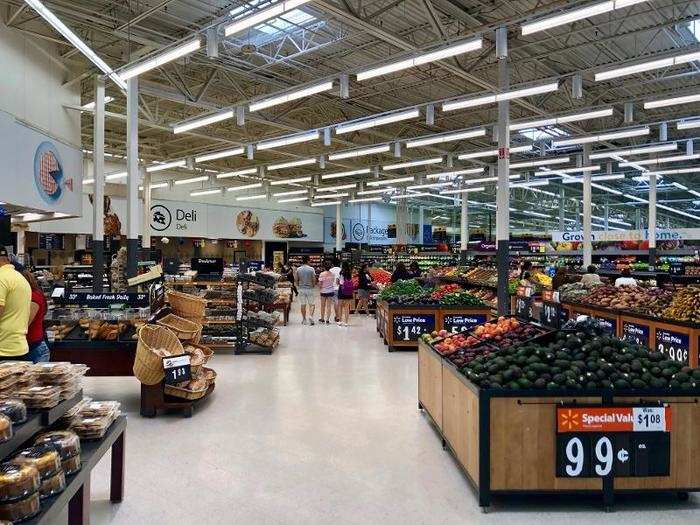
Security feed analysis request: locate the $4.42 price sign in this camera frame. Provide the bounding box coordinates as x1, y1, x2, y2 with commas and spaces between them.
393, 314, 435, 341
162, 354, 191, 385
556, 406, 671, 478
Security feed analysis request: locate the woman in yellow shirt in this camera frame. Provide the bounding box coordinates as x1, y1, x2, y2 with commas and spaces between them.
0, 249, 31, 359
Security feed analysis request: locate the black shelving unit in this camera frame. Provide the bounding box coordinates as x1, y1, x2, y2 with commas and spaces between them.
234, 273, 280, 355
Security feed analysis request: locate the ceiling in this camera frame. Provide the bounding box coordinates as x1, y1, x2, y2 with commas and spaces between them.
7, 0, 700, 229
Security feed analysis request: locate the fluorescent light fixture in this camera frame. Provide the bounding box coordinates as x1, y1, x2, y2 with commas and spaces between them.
356, 188, 396, 196
645, 167, 700, 176
510, 108, 613, 131
592, 183, 623, 195
511, 180, 550, 188
672, 182, 689, 190
217, 168, 258, 179
190, 188, 221, 196
105, 171, 127, 181
311, 201, 342, 207
315, 193, 349, 199
618, 153, 700, 167
678, 119, 700, 130
383, 158, 443, 170
195, 147, 245, 163
595, 51, 700, 81
80, 97, 114, 110
119, 38, 201, 81
257, 131, 319, 150
425, 168, 484, 179
624, 193, 649, 203
317, 183, 356, 192
464, 174, 521, 184
336, 109, 420, 135
147, 160, 186, 172
458, 145, 533, 160
349, 197, 382, 203
269, 176, 312, 186
443, 82, 559, 112
441, 186, 486, 194
356, 38, 482, 81
249, 81, 334, 112
644, 93, 700, 109
278, 197, 309, 203
150, 182, 169, 189
273, 189, 307, 197
328, 145, 390, 161
391, 192, 430, 200
321, 168, 371, 180
552, 127, 650, 147
223, 0, 313, 36
226, 183, 263, 192
521, 0, 648, 35
173, 109, 234, 134
510, 157, 570, 169
522, 210, 552, 218
562, 174, 625, 183
24, 0, 127, 90
19, 213, 44, 221
366, 176, 414, 187
588, 143, 678, 159
267, 158, 316, 171
406, 129, 486, 148
657, 203, 697, 220
538, 165, 600, 176
174, 175, 209, 186
236, 194, 267, 201
82, 178, 94, 185
407, 181, 454, 190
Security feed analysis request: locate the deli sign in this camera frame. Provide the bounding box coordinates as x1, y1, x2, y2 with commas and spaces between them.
150, 203, 206, 236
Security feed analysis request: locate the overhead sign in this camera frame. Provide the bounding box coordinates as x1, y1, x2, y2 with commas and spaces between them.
552, 228, 700, 242
0, 111, 81, 215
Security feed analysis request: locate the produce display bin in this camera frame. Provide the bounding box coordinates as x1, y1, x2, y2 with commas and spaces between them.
418, 340, 700, 511
380, 301, 492, 352
564, 303, 620, 336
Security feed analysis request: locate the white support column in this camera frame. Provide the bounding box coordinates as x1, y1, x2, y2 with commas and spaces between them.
16, 228, 25, 261
418, 206, 424, 245
367, 203, 372, 246
126, 77, 140, 279
648, 174, 657, 269
495, 26, 510, 314
582, 144, 592, 267
335, 203, 342, 253
142, 167, 151, 250
460, 192, 469, 263
92, 78, 105, 291
604, 201, 609, 231
559, 188, 565, 230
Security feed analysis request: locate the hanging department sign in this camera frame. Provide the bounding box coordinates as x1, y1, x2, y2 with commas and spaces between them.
552, 228, 700, 242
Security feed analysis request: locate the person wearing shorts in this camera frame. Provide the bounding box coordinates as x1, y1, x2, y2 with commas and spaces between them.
294, 256, 317, 325
336, 261, 355, 327
356, 263, 373, 316
317, 260, 337, 324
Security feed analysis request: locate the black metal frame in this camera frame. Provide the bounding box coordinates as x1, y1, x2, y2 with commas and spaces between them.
234, 275, 279, 355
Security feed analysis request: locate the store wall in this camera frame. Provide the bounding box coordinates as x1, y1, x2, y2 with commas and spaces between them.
0, 24, 80, 146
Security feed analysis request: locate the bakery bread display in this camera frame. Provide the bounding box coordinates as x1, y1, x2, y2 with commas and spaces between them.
15, 386, 61, 409
0, 400, 26, 425
11, 445, 61, 480
39, 470, 66, 499
70, 400, 121, 440
61, 454, 81, 477
0, 463, 40, 502
34, 431, 81, 460
0, 491, 40, 522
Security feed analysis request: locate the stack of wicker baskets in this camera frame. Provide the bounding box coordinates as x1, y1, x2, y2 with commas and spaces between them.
166, 289, 207, 321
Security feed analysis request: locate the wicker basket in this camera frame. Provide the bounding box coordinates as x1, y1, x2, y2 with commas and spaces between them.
164, 383, 208, 400
203, 367, 217, 385
166, 289, 207, 320
133, 325, 184, 385
156, 314, 202, 343
182, 342, 214, 374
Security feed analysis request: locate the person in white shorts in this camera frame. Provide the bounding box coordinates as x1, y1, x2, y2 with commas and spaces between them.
295, 255, 317, 325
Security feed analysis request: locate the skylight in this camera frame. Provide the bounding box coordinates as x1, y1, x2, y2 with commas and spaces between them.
229, 0, 317, 38
519, 127, 569, 141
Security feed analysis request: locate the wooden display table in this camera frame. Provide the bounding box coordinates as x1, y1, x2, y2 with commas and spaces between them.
418, 340, 700, 511
50, 341, 136, 376
379, 301, 491, 352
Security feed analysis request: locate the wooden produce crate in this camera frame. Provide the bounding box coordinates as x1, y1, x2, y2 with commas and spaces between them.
417, 340, 700, 511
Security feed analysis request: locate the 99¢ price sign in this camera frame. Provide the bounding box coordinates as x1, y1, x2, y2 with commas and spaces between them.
393, 314, 435, 341
556, 406, 671, 478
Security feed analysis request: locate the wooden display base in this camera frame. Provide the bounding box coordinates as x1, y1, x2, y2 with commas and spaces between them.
418, 341, 700, 511
140, 382, 215, 418
50, 341, 136, 376
380, 301, 491, 352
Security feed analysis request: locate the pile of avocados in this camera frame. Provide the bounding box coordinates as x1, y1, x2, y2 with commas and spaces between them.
462, 330, 700, 391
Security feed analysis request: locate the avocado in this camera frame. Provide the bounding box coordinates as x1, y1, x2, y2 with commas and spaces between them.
565, 378, 578, 389
650, 377, 667, 388
487, 364, 501, 375
525, 370, 538, 382
534, 378, 547, 389
554, 359, 571, 369
518, 378, 532, 389
680, 382, 693, 391
669, 379, 681, 389
502, 369, 514, 382
674, 372, 690, 383
631, 379, 647, 389
566, 336, 582, 350
515, 355, 529, 366
662, 368, 676, 378
507, 381, 520, 390
651, 367, 662, 376
600, 379, 612, 389
614, 379, 631, 389
649, 351, 663, 362
692, 370, 700, 381
526, 355, 541, 365
587, 361, 600, 372
555, 351, 571, 361
631, 360, 643, 373
553, 373, 566, 385
546, 381, 558, 390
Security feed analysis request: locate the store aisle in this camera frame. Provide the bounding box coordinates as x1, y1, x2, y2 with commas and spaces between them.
81, 309, 700, 524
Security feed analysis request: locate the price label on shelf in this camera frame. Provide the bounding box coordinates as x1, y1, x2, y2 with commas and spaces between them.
443, 314, 487, 334
621, 321, 650, 347
655, 328, 689, 365
515, 296, 533, 321
162, 354, 191, 385
555, 406, 671, 478
593, 316, 616, 335
393, 314, 435, 341
540, 301, 563, 329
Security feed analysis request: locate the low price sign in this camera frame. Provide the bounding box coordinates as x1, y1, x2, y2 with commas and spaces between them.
622, 321, 650, 347
556, 406, 671, 478
443, 314, 487, 334
656, 329, 689, 365
393, 314, 435, 341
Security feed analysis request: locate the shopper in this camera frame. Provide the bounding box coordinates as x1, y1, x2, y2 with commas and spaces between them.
615, 267, 638, 287
337, 261, 355, 326
318, 260, 337, 324
281, 261, 298, 297
518, 260, 533, 279
580, 265, 602, 287
329, 258, 341, 322
520, 271, 534, 288
551, 267, 570, 290
407, 261, 422, 279
0, 248, 31, 360
356, 263, 373, 316
391, 262, 411, 283
294, 255, 317, 325
20, 270, 50, 362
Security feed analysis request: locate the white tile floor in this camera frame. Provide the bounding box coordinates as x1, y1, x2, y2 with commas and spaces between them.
79, 307, 700, 524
